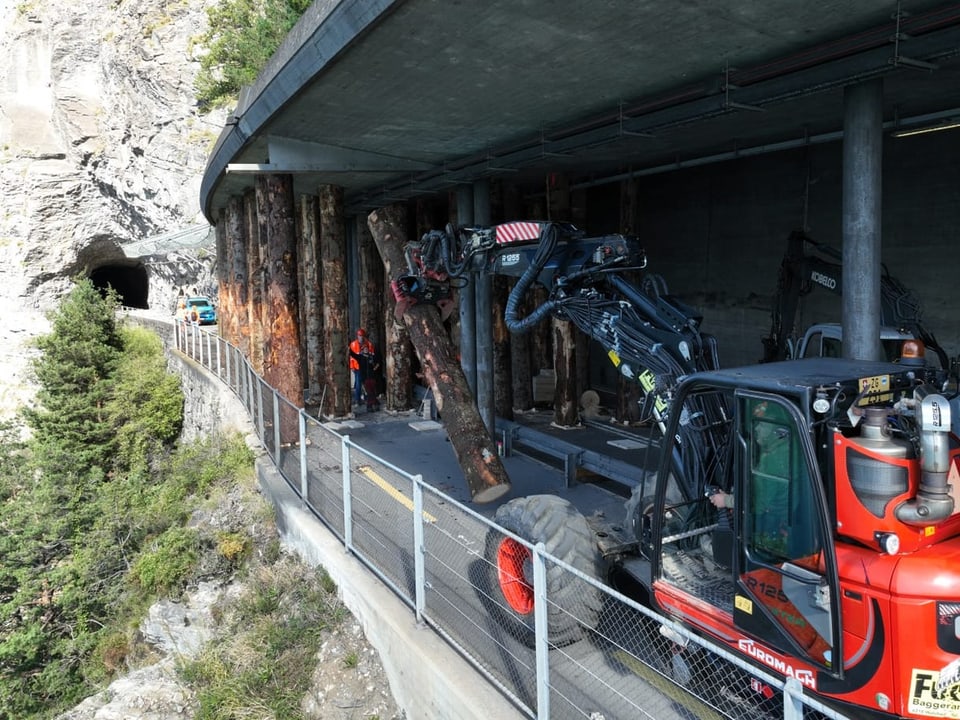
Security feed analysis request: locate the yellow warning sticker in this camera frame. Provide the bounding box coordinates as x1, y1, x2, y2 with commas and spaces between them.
735, 595, 753, 614
908, 669, 960, 718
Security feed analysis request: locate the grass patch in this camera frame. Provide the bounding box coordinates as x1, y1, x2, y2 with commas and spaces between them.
181, 559, 346, 720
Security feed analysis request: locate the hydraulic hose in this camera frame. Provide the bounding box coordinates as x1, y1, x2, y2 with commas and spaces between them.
505, 223, 560, 333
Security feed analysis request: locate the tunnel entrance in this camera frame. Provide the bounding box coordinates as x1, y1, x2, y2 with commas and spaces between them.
89, 263, 149, 309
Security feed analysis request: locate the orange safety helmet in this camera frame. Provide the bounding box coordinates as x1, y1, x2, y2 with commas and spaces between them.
356, 328, 367, 337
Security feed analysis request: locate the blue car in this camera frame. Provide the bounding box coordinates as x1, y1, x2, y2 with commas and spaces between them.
186, 296, 217, 325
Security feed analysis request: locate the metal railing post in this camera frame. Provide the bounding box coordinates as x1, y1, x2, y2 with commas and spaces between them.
783, 678, 804, 720
342, 437, 353, 551
299, 410, 308, 503
241, 361, 248, 412
256, 378, 265, 448
533, 542, 550, 720
272, 391, 281, 456
223, 339, 230, 387
413, 475, 426, 623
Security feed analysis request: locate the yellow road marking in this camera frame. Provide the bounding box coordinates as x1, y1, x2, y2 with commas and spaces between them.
611, 650, 726, 720
358, 465, 436, 523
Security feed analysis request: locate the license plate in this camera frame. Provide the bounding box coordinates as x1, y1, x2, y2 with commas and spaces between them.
859, 374, 892, 404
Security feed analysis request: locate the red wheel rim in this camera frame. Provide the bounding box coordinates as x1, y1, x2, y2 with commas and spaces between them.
497, 537, 534, 614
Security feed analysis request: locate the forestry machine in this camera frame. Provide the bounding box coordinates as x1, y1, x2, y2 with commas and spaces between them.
395, 221, 960, 720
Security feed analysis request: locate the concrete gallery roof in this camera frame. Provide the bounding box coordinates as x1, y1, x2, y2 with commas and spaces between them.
200, 1, 960, 223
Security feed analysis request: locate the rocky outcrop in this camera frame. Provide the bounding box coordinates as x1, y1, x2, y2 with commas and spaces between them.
0, 0, 225, 311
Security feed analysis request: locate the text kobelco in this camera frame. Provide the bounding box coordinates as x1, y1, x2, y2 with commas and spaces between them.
738, 639, 817, 689
810, 271, 838, 290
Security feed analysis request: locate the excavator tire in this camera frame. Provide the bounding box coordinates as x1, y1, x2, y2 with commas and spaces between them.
486, 494, 602, 646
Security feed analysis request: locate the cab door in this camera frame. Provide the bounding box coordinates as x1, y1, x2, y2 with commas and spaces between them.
732, 390, 841, 674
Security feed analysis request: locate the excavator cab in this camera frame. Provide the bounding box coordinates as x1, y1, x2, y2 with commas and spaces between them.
644, 375, 840, 681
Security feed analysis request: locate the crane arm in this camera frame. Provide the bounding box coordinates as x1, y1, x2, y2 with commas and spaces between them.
392, 220, 721, 428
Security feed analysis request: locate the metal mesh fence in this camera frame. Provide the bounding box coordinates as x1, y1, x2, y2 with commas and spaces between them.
345, 445, 418, 603
168, 319, 849, 720
303, 419, 348, 540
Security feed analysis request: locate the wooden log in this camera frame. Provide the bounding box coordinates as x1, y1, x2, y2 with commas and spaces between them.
299, 195, 324, 406
358, 212, 386, 391
226, 196, 247, 349
379, 203, 414, 412
368, 208, 511, 504
214, 214, 229, 339
247, 187, 265, 373
553, 318, 579, 425
259, 174, 304, 420
319, 184, 351, 418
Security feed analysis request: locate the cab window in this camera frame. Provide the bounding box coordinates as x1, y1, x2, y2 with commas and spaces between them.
736, 394, 834, 669
801, 331, 823, 358
744, 397, 820, 562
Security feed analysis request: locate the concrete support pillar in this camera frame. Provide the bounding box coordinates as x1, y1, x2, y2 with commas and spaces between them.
473, 179, 495, 437
457, 186, 477, 398
842, 79, 884, 362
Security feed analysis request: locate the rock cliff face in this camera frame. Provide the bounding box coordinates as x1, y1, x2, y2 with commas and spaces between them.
0, 0, 224, 312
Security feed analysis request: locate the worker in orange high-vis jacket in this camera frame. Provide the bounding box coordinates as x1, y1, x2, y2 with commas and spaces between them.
348, 328, 377, 406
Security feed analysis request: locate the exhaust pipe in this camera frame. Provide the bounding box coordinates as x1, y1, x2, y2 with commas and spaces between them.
897, 388, 954, 526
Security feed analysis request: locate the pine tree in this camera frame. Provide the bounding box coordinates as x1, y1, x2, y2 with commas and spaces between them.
23, 279, 124, 477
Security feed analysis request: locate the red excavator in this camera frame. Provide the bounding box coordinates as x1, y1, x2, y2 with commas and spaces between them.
394, 220, 960, 720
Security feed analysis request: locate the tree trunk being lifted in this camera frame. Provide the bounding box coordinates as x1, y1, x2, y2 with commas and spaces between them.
367, 209, 511, 504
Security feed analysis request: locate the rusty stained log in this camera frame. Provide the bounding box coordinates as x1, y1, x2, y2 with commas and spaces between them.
553, 318, 579, 425
231, 194, 251, 358
299, 195, 325, 406
319, 184, 351, 418
245, 188, 264, 373
258, 174, 304, 427
368, 208, 511, 504
377, 205, 415, 411
225, 196, 247, 350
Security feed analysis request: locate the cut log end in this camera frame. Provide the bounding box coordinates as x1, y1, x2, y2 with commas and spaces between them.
472, 482, 512, 504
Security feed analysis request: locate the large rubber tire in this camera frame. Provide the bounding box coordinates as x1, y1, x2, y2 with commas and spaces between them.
486, 494, 602, 645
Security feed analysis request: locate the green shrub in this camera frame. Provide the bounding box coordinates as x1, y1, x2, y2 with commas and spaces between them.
108, 326, 184, 472
132, 526, 200, 595
193, 0, 312, 109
